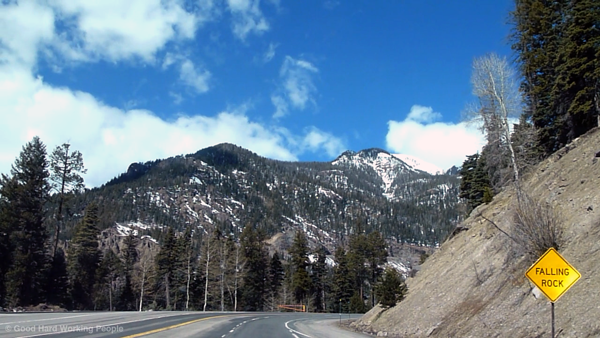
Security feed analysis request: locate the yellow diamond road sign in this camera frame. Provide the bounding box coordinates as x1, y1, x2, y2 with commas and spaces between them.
526, 247, 581, 302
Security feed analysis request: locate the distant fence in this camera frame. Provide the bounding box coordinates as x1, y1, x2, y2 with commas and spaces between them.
277, 304, 306, 312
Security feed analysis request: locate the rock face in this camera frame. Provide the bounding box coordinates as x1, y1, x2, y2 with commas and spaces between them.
352, 127, 600, 337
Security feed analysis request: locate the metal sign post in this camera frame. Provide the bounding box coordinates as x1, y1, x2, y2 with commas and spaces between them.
339, 298, 342, 325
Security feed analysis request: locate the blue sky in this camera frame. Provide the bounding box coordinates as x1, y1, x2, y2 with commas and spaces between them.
0, 0, 514, 187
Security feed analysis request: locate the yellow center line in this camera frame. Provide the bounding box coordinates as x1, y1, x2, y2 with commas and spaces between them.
121, 314, 233, 338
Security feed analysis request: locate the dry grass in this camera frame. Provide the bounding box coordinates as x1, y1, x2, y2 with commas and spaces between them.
511, 190, 563, 261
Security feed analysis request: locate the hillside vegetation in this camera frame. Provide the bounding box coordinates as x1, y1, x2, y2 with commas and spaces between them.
352, 127, 600, 337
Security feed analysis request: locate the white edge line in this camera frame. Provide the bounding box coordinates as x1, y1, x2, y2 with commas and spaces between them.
284, 319, 311, 338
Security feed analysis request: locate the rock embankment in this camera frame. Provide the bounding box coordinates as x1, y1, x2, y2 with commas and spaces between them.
352, 127, 600, 337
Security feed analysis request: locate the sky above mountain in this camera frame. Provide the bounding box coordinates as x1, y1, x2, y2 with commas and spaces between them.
0, 0, 514, 187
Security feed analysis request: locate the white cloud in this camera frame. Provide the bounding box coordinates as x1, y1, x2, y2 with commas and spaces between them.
386, 105, 485, 170
0, 0, 215, 74
226, 0, 269, 40
406, 105, 442, 123
179, 59, 211, 94
0, 1, 56, 67
162, 52, 179, 69
271, 56, 319, 118
0, 66, 343, 187
263, 42, 278, 63
271, 94, 288, 118
301, 127, 346, 158
169, 91, 184, 105
46, 0, 203, 63
162, 53, 211, 94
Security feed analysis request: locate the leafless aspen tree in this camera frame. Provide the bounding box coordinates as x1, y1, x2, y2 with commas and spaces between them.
135, 253, 155, 311
468, 53, 522, 185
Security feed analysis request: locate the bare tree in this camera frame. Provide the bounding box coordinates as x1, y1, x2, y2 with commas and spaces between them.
49, 143, 87, 256
468, 53, 522, 185
185, 230, 194, 311
219, 237, 232, 311
201, 230, 220, 312
232, 242, 246, 311
135, 253, 154, 311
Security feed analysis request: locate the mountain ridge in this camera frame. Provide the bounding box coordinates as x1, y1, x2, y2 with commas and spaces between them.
59, 143, 463, 258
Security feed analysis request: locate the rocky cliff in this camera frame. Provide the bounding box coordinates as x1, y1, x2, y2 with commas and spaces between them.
352, 127, 600, 337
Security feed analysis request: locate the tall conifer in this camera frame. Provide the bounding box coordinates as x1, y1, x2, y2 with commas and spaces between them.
68, 202, 101, 310
3, 137, 50, 307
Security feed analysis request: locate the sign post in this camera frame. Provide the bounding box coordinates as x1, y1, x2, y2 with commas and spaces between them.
339, 298, 342, 325
525, 247, 581, 337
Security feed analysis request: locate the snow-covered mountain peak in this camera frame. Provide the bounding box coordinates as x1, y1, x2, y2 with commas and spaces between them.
332, 148, 417, 174
392, 154, 444, 175
332, 148, 421, 198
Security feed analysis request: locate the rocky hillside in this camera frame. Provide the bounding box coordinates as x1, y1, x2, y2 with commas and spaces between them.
57, 144, 462, 258
351, 127, 600, 337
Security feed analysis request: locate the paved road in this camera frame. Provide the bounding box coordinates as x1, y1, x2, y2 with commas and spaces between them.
0, 312, 370, 338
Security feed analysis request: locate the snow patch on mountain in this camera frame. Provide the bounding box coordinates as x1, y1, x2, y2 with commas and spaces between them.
392, 154, 444, 175
332, 149, 419, 199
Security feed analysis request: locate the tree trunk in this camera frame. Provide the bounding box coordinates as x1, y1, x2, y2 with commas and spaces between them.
165, 274, 170, 310
220, 240, 226, 311
53, 147, 70, 258
234, 245, 240, 312
109, 280, 112, 312
185, 254, 191, 311
139, 269, 145, 312
203, 239, 210, 312
185, 230, 192, 311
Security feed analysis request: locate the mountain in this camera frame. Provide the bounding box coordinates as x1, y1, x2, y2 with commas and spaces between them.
351, 128, 600, 337
57, 144, 464, 255
391, 154, 444, 175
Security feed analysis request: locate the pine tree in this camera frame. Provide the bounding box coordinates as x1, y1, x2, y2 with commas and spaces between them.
347, 231, 368, 305
154, 227, 177, 309
511, 0, 599, 155
289, 231, 312, 308
117, 276, 136, 311
2, 137, 50, 307
49, 143, 87, 257
331, 246, 352, 312
553, 0, 600, 138
123, 231, 138, 274
45, 248, 69, 307
459, 153, 492, 214
93, 249, 122, 311
511, 115, 542, 174
310, 246, 328, 312
0, 177, 18, 306
268, 251, 284, 308
119, 231, 138, 311
239, 224, 268, 311
511, 0, 566, 155
375, 267, 407, 309
366, 231, 387, 308
349, 290, 367, 313
68, 202, 101, 310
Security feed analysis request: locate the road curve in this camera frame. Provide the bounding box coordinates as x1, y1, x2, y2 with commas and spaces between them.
0, 311, 370, 338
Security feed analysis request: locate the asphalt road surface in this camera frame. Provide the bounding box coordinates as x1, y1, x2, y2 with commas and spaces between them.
0, 311, 371, 338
